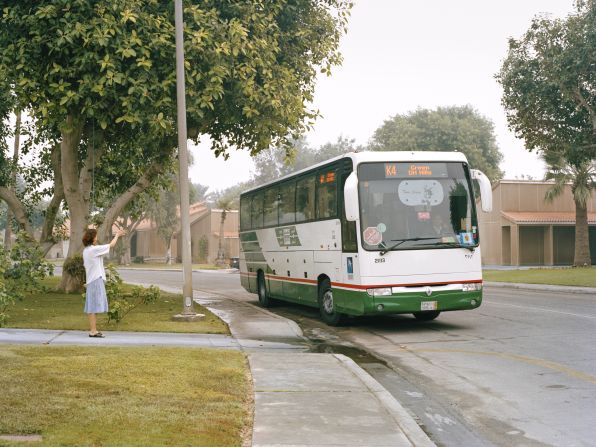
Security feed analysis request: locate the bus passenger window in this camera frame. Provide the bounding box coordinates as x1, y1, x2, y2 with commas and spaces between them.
240, 196, 251, 230
263, 188, 279, 227
251, 192, 263, 229
316, 170, 337, 219
279, 182, 296, 225
296, 176, 315, 222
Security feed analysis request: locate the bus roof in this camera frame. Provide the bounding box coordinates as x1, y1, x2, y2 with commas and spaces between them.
241, 150, 469, 195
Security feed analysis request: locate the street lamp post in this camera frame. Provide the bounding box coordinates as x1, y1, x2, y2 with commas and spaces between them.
173, 0, 203, 321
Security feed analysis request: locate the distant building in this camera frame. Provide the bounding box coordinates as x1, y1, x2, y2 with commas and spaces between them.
131, 202, 239, 264
477, 180, 596, 266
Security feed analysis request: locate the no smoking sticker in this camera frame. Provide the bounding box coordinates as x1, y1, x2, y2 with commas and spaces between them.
363, 227, 382, 245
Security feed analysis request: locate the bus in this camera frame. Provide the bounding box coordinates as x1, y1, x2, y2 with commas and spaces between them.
239, 151, 492, 325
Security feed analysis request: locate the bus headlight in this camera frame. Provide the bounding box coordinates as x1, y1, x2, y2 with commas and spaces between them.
462, 283, 482, 292
367, 287, 392, 297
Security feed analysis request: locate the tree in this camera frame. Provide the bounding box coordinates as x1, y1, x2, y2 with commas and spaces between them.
496, 0, 595, 266
210, 136, 359, 207
543, 153, 595, 265
0, 0, 351, 290
191, 183, 210, 204
215, 197, 234, 266
146, 174, 197, 265
369, 106, 504, 182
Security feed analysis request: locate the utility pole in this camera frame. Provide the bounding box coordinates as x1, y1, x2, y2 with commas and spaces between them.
172, 0, 203, 322
4, 111, 21, 250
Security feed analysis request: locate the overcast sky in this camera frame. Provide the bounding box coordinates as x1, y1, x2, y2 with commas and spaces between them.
190, 0, 575, 193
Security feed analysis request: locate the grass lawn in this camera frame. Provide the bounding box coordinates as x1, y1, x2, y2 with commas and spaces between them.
0, 345, 251, 447
483, 267, 596, 287
5, 277, 229, 334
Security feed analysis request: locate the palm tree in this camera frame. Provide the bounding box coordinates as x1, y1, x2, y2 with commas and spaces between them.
543, 151, 595, 266
215, 197, 233, 267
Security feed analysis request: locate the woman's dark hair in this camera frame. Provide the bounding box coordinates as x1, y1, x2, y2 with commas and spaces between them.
82, 228, 97, 247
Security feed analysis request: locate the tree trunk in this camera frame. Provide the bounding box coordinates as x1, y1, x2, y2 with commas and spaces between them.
120, 233, 132, 265
3, 111, 21, 249
166, 235, 172, 265
574, 199, 591, 267
59, 115, 87, 292
216, 210, 227, 266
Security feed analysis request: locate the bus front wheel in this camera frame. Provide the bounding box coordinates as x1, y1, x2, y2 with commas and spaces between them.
318, 279, 343, 326
413, 311, 441, 321
257, 272, 274, 308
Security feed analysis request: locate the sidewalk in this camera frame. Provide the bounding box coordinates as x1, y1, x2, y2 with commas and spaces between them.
485, 281, 596, 295
1, 285, 435, 447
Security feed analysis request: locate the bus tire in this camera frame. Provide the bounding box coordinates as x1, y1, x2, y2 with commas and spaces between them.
318, 278, 343, 326
257, 272, 274, 307
413, 311, 440, 321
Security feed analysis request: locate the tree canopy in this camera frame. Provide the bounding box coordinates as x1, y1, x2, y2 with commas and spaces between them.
497, 0, 595, 266
0, 0, 352, 289
496, 0, 595, 165
369, 105, 504, 182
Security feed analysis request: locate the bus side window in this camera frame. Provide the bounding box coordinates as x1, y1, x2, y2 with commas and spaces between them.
316, 170, 337, 219
251, 192, 264, 229
263, 187, 279, 227
296, 176, 315, 222
240, 195, 251, 230
279, 181, 296, 225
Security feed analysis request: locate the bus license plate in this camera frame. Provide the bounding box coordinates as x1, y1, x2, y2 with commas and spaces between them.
421, 301, 437, 311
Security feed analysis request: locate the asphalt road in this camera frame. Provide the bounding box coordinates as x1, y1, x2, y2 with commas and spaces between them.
118, 268, 596, 447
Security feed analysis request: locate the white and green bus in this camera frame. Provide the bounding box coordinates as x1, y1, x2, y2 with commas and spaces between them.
239, 151, 492, 325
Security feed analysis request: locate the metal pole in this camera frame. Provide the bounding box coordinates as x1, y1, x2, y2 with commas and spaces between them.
174, 0, 195, 315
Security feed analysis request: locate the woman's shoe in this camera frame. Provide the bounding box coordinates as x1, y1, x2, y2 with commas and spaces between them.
89, 332, 104, 338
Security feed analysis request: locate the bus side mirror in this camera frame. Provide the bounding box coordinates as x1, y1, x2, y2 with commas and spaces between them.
344, 172, 359, 221
470, 169, 492, 212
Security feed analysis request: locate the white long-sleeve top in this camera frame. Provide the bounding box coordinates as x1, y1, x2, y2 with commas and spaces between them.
83, 244, 111, 284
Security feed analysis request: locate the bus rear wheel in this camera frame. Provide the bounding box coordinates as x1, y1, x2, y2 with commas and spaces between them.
318, 279, 343, 326
257, 272, 274, 308
413, 311, 441, 321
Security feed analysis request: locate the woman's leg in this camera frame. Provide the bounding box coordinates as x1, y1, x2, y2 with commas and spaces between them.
88, 313, 97, 334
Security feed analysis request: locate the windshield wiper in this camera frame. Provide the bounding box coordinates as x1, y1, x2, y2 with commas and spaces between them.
379, 237, 439, 256
417, 241, 477, 252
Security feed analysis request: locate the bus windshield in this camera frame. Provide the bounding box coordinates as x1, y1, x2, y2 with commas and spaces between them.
358, 162, 478, 251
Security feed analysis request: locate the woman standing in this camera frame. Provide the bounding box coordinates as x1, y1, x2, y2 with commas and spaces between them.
82, 228, 124, 337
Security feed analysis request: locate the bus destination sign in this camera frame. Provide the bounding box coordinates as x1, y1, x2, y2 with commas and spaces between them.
384, 163, 448, 179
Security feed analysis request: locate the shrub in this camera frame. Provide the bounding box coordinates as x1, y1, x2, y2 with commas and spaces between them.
62, 254, 86, 285
0, 232, 54, 326
102, 264, 160, 324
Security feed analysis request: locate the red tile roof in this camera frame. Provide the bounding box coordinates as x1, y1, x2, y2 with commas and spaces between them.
501, 211, 596, 224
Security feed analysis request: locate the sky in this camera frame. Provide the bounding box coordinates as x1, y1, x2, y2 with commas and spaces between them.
189, 0, 575, 193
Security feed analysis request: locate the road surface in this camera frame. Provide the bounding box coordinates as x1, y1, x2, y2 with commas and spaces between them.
118, 268, 596, 447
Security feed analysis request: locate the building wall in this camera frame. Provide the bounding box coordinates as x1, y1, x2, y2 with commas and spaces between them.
477, 181, 596, 266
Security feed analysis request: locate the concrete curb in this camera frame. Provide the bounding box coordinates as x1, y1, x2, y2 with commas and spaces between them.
485, 281, 596, 295
334, 354, 436, 447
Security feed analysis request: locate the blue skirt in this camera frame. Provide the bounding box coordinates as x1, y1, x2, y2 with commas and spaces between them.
84, 277, 109, 314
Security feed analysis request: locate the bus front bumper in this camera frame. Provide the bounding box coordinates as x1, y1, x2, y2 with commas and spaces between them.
336, 287, 482, 316
368, 289, 482, 315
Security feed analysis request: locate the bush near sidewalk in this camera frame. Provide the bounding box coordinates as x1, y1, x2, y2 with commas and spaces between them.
0, 345, 252, 447
483, 267, 596, 288
5, 277, 228, 334
0, 233, 54, 327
